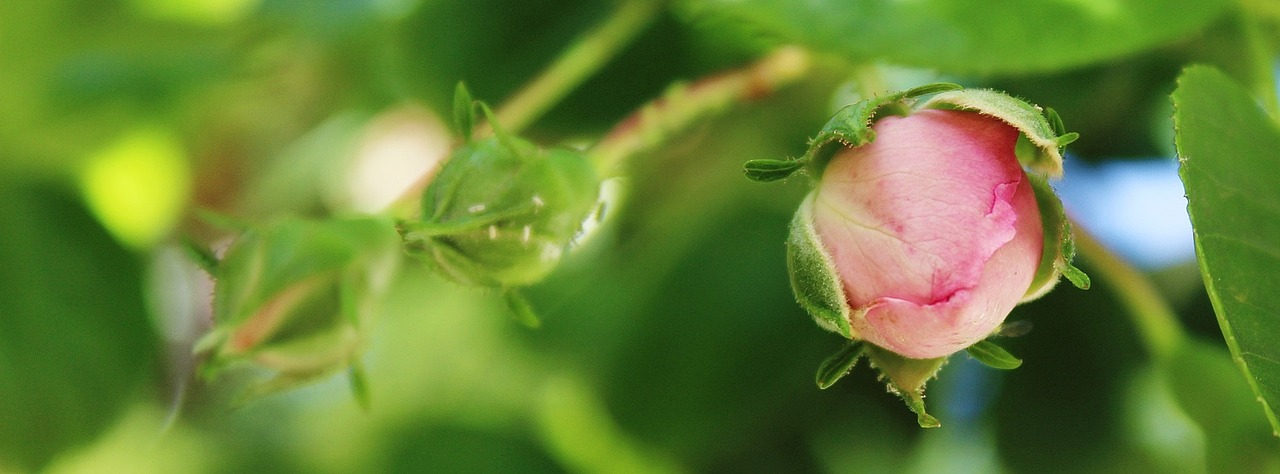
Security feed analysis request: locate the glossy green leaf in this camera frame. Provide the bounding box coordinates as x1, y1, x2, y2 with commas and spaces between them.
815, 341, 864, 389
1166, 340, 1280, 470
0, 182, 156, 470
966, 340, 1023, 370
680, 0, 1231, 74
1174, 65, 1280, 435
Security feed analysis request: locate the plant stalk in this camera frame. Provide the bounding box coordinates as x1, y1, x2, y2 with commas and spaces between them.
588, 46, 812, 178
392, 0, 663, 215
491, 0, 665, 135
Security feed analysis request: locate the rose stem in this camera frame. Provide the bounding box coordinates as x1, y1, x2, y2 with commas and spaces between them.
489, 0, 665, 136
588, 46, 812, 178
392, 0, 663, 215
1072, 219, 1186, 361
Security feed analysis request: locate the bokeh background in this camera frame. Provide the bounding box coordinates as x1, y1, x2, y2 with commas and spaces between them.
3, 0, 1280, 472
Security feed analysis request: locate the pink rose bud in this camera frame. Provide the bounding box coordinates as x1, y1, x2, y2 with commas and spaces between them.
811, 109, 1044, 359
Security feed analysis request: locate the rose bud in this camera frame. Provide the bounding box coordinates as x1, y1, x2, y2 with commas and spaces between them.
194, 216, 399, 405
399, 87, 600, 289
812, 108, 1043, 359
749, 84, 1088, 426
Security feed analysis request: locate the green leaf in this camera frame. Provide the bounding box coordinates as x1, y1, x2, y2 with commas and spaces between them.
786, 194, 852, 338
680, 0, 1231, 74
815, 341, 864, 389
743, 158, 805, 182
1174, 65, 1280, 435
0, 182, 156, 470
965, 340, 1023, 370
1166, 340, 1280, 470
454, 81, 475, 141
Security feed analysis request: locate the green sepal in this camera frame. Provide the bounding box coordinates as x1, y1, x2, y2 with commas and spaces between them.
965, 340, 1023, 370
1022, 174, 1089, 301
198, 216, 400, 403
477, 102, 519, 154
503, 288, 543, 329
1057, 218, 1090, 290
743, 158, 806, 182
920, 89, 1075, 178
193, 208, 252, 233
453, 82, 475, 142
816, 341, 865, 389
864, 344, 946, 428
1045, 107, 1067, 136
802, 83, 962, 178
787, 194, 852, 338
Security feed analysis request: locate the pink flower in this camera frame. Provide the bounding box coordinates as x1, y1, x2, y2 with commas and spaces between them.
811, 109, 1044, 359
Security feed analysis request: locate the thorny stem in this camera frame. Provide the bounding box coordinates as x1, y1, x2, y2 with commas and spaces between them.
588, 46, 812, 178
1072, 220, 1186, 361
490, 0, 664, 135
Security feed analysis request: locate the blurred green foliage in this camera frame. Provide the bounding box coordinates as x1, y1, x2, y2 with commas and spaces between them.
3, 0, 1280, 472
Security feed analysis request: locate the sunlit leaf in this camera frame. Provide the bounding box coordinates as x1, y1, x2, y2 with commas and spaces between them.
1174, 65, 1280, 435
680, 0, 1231, 74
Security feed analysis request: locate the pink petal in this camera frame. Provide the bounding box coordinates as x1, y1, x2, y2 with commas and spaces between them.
813, 109, 1044, 358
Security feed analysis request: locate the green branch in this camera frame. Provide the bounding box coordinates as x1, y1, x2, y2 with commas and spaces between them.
393, 1, 662, 215
491, 0, 665, 135
588, 46, 812, 177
